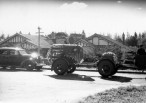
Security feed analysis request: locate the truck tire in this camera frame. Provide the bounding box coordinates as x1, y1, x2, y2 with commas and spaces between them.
53, 59, 68, 75
111, 64, 120, 75
67, 64, 76, 73
98, 60, 115, 78
65, 57, 76, 73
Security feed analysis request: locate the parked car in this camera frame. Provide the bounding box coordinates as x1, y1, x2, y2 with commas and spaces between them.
0, 47, 43, 70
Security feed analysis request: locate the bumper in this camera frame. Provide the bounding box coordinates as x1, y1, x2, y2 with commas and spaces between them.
35, 63, 45, 69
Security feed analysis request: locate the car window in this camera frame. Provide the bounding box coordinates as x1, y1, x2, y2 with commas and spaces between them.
9, 50, 19, 55
0, 50, 8, 55
19, 50, 28, 55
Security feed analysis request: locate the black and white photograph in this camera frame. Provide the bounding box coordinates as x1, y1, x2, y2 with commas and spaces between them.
0, 0, 146, 103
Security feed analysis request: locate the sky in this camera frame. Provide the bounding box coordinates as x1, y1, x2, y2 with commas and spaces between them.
0, 0, 146, 37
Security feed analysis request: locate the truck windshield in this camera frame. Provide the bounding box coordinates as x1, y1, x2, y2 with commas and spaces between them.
19, 50, 28, 55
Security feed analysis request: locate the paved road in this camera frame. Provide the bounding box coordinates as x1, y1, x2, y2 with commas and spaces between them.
0, 68, 146, 103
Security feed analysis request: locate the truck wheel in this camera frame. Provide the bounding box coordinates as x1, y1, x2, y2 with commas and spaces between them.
111, 66, 119, 75
67, 64, 76, 73
98, 60, 115, 78
53, 59, 68, 75
24, 61, 35, 71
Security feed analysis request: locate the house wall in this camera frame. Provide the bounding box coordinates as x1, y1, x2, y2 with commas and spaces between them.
93, 37, 99, 45
76, 41, 89, 47
87, 35, 123, 59
88, 40, 92, 44
0, 34, 37, 50
99, 39, 108, 45
88, 36, 109, 45
56, 39, 66, 44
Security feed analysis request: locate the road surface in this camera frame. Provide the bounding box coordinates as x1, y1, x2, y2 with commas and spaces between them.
0, 68, 146, 103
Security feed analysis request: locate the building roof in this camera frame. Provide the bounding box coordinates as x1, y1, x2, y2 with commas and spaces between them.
87, 33, 132, 51
0, 33, 52, 49
75, 39, 94, 48
20, 34, 52, 48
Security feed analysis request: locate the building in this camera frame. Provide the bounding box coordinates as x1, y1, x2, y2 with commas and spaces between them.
47, 32, 68, 44
0, 33, 52, 57
75, 39, 95, 58
75, 33, 132, 59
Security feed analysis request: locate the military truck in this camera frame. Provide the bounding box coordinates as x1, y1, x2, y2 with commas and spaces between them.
48, 44, 119, 77
48, 44, 83, 75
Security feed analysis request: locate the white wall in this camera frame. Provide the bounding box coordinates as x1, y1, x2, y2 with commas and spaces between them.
56, 39, 65, 44
99, 40, 108, 45
91, 37, 109, 45
93, 37, 99, 45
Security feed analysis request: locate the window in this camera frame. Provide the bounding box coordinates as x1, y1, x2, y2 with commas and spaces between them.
9, 50, 19, 55
0, 50, 8, 55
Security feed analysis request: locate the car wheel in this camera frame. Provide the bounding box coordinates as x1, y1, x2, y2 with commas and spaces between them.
24, 61, 35, 71
98, 60, 115, 78
53, 59, 68, 75
67, 64, 76, 73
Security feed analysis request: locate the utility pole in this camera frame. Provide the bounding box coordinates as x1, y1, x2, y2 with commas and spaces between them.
36, 27, 44, 63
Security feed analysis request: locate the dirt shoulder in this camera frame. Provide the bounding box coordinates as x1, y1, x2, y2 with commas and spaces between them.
79, 85, 146, 103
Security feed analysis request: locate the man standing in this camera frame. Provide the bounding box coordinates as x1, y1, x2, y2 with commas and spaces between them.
136, 44, 146, 73
137, 45, 146, 55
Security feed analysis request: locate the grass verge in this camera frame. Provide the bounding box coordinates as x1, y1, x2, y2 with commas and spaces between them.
79, 85, 146, 103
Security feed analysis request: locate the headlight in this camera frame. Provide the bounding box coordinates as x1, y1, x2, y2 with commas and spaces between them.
31, 53, 38, 58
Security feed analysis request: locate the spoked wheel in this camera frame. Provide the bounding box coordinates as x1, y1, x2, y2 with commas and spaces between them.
98, 60, 115, 78
53, 59, 68, 75
24, 61, 35, 71
67, 64, 76, 73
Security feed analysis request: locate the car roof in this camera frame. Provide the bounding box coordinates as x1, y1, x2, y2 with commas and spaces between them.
0, 47, 24, 51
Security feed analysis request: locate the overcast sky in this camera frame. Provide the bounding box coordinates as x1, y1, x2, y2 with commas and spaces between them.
0, 0, 146, 37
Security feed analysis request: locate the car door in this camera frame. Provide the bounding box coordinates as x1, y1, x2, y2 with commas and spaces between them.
0, 49, 9, 66
8, 50, 19, 66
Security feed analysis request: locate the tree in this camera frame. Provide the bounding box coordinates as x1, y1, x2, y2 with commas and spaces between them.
134, 32, 138, 39
82, 30, 86, 39
122, 32, 125, 45
68, 36, 75, 44
142, 32, 146, 38
125, 35, 138, 46
107, 33, 112, 38
0, 34, 5, 39
114, 34, 123, 44
55, 32, 68, 39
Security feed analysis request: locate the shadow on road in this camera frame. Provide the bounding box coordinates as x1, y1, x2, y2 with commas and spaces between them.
45, 73, 95, 81
101, 76, 132, 83
0, 68, 43, 72
118, 70, 146, 74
